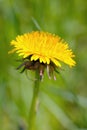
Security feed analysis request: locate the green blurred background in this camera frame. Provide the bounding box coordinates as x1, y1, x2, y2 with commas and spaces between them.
0, 0, 87, 130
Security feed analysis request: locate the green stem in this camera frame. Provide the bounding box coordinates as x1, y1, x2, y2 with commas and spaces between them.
28, 71, 40, 130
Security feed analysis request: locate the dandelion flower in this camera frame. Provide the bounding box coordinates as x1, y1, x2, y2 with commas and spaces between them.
9, 31, 76, 80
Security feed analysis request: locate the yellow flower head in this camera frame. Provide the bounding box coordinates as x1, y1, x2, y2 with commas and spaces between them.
9, 31, 76, 80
